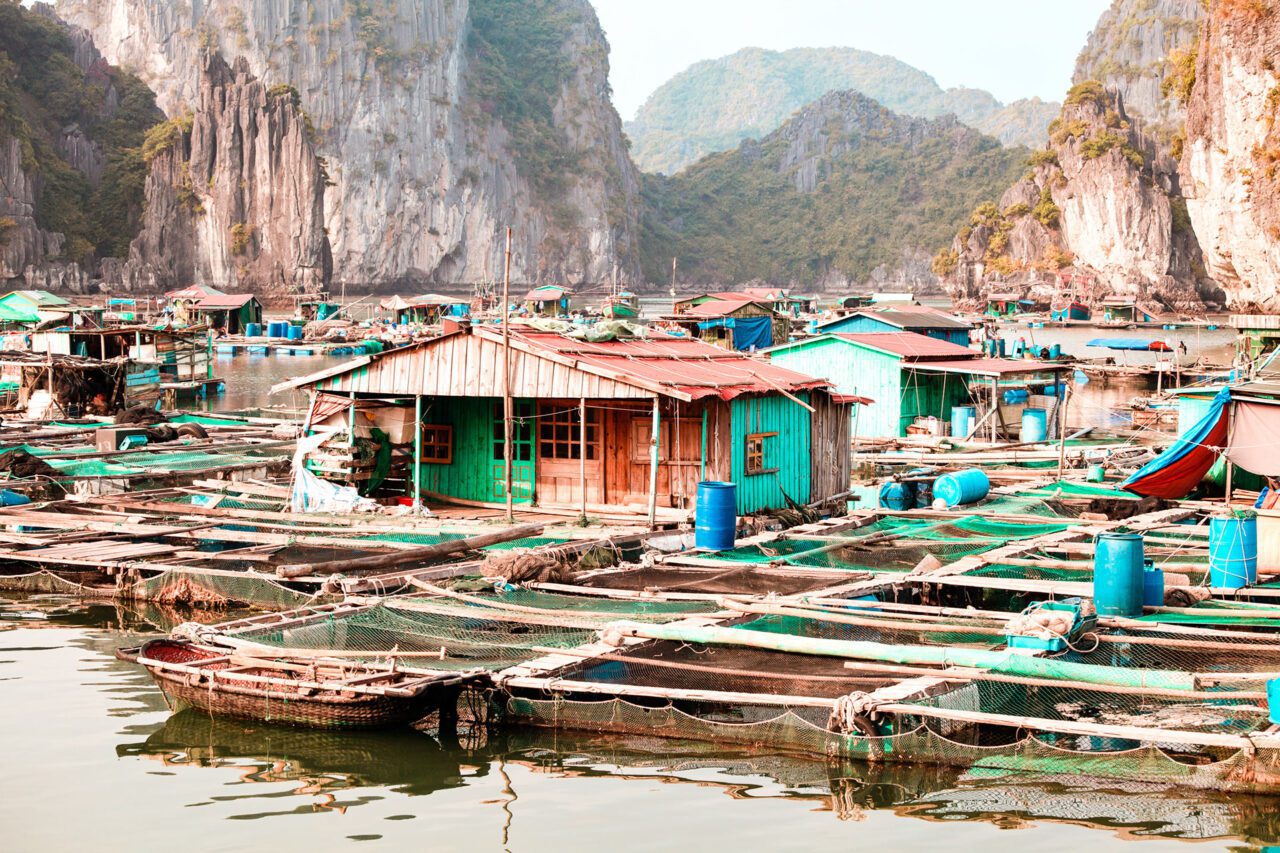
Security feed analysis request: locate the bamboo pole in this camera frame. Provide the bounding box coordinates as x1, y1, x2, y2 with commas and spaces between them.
413, 394, 422, 511
502, 227, 514, 522
579, 397, 587, 521
275, 522, 544, 578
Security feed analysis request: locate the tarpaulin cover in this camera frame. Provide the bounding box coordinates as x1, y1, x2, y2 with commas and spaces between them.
1225, 400, 1280, 476
1122, 387, 1229, 498
1087, 338, 1167, 351
731, 316, 772, 351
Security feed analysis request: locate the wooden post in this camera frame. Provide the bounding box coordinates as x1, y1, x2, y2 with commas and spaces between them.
700, 407, 707, 483
502, 227, 514, 522
1224, 401, 1235, 505
648, 397, 660, 527
413, 394, 423, 511
989, 378, 998, 442
1056, 384, 1071, 480
579, 397, 587, 521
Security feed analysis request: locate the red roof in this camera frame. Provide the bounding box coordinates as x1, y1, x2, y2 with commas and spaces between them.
906, 358, 1064, 376
166, 284, 225, 300
524, 286, 568, 302
196, 293, 257, 309
683, 298, 769, 317
514, 331, 830, 401
833, 332, 976, 360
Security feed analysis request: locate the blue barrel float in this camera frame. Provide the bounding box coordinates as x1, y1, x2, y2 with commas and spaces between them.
1269, 679, 1280, 725
878, 481, 916, 511
1022, 407, 1048, 443
287, 324, 304, 341
695, 481, 737, 551
1048, 343, 1062, 360
1094, 532, 1146, 617
245, 322, 262, 338
933, 468, 989, 508
951, 406, 976, 439
1209, 512, 1258, 589
1143, 560, 1165, 607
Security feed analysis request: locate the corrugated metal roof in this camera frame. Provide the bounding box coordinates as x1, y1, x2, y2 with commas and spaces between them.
905, 357, 1066, 377
166, 284, 225, 300
856, 309, 972, 330
197, 293, 257, 309
682, 298, 769, 317
832, 332, 976, 360
524, 286, 568, 302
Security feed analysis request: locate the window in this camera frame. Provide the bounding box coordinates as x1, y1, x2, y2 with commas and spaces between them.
745, 431, 778, 475
538, 404, 599, 460
492, 401, 534, 462
419, 424, 453, 464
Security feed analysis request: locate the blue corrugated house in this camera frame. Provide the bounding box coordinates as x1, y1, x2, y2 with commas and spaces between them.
816, 308, 973, 346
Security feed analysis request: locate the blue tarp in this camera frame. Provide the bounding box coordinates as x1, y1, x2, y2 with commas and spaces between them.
732, 316, 772, 351
1121, 386, 1230, 498
1087, 338, 1164, 351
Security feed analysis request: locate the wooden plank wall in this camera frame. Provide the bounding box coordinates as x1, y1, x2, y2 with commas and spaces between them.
809, 393, 851, 504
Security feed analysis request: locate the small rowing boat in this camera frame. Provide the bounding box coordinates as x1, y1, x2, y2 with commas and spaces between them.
118, 639, 468, 729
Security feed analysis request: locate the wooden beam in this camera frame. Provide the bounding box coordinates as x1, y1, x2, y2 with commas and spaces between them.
275, 522, 544, 578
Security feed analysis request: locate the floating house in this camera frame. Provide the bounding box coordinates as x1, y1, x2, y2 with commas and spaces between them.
985, 293, 1030, 318
671, 298, 789, 352
1232, 314, 1280, 362
767, 331, 1067, 439
194, 293, 262, 335
0, 290, 100, 329
524, 286, 572, 317
381, 294, 470, 325
278, 326, 851, 516
165, 285, 225, 325
1100, 298, 1158, 325
814, 308, 973, 346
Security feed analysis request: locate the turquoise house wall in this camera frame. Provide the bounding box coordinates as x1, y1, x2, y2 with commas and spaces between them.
415, 397, 535, 505
818, 314, 969, 345
769, 339, 902, 438
729, 393, 812, 513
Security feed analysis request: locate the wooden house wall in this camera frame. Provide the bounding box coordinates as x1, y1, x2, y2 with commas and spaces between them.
414, 396, 535, 505
314, 334, 655, 400
809, 393, 850, 503
602, 398, 731, 509
730, 392, 812, 514
769, 339, 899, 439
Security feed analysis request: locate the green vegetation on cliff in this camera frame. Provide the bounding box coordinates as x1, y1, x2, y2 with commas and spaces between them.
0, 0, 162, 261
626, 47, 1059, 175
639, 91, 1028, 286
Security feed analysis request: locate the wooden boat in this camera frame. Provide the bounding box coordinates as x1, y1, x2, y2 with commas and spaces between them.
118, 639, 468, 729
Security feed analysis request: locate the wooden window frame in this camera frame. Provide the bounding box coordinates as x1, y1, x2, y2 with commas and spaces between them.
744, 431, 779, 476
538, 404, 599, 461
420, 424, 454, 464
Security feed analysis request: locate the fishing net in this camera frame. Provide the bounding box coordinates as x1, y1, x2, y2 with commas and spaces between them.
698, 537, 996, 573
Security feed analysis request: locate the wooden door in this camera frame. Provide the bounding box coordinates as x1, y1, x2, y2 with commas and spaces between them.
534, 403, 603, 507
490, 400, 534, 503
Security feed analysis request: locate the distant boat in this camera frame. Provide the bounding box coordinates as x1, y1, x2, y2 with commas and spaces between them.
602, 291, 640, 320
1050, 299, 1092, 323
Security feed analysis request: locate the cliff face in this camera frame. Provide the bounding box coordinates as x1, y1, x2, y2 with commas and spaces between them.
110, 53, 331, 295
0, 2, 162, 291
627, 47, 1059, 175
1073, 0, 1203, 141
941, 85, 1206, 310
57, 0, 641, 290
1179, 2, 1280, 311
641, 91, 1027, 289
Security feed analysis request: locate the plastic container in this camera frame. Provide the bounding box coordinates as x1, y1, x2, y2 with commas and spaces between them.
950, 406, 976, 439
1093, 532, 1146, 617
1021, 407, 1048, 443
932, 468, 990, 508
1209, 513, 1258, 589
1048, 343, 1062, 360
1143, 562, 1165, 607
1087, 464, 1106, 483
245, 322, 262, 338
878, 481, 916, 511
695, 481, 737, 552
1002, 388, 1029, 404
287, 325, 304, 341
1269, 678, 1280, 725
0, 489, 31, 507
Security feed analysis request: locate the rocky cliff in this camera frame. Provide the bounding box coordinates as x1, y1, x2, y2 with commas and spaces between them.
627, 47, 1060, 175
939, 83, 1207, 310
1179, 1, 1280, 310
641, 91, 1027, 289
1073, 0, 1203, 142
0, 1, 162, 291
109, 53, 331, 295
57, 0, 641, 290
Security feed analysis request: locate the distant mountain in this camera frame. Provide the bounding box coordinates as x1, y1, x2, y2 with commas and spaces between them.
626, 47, 1059, 175
640, 90, 1029, 289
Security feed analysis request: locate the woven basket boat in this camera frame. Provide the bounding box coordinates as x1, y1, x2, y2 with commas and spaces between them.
118, 639, 464, 730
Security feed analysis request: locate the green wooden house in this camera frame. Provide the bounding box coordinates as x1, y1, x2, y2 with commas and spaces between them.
280, 326, 851, 517
767, 332, 1067, 439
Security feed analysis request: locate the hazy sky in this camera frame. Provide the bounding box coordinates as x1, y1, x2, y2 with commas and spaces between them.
592, 0, 1115, 120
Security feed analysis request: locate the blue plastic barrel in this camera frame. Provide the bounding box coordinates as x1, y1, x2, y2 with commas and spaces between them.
1022, 407, 1048, 442
245, 322, 262, 338
998, 338, 1007, 357
878, 481, 916, 511
1093, 532, 1145, 617
951, 406, 976, 439
695, 482, 737, 551
1269, 679, 1280, 725
1048, 343, 1061, 359
287, 325, 304, 341
932, 469, 989, 508
1003, 389, 1029, 404
1210, 513, 1258, 589
1143, 564, 1165, 607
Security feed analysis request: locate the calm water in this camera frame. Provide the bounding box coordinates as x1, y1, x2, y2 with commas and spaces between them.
5, 323, 1272, 851
1, 597, 1277, 852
